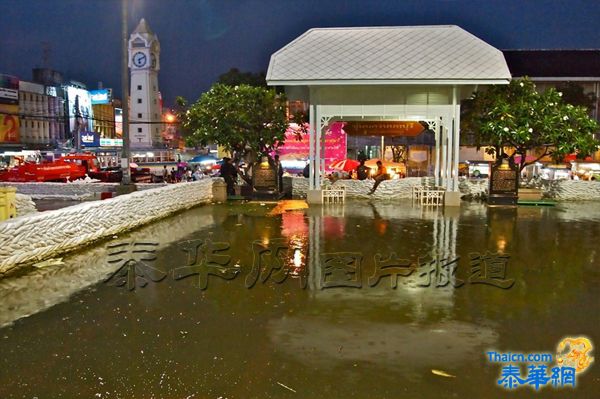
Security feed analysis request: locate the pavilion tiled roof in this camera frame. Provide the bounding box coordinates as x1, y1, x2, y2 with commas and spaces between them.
267, 25, 511, 84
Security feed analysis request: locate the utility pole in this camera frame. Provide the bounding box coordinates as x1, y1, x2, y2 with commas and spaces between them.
120, 0, 131, 184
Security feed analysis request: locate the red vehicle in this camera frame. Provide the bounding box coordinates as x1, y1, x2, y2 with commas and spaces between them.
0, 153, 150, 183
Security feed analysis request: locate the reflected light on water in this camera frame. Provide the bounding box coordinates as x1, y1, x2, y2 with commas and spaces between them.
293, 248, 302, 268
496, 236, 507, 252
288, 234, 307, 276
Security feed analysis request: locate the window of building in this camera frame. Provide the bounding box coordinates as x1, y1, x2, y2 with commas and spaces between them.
137, 127, 142, 133
137, 98, 142, 104
153, 99, 156, 104
132, 38, 145, 48
137, 85, 142, 90
138, 113, 142, 118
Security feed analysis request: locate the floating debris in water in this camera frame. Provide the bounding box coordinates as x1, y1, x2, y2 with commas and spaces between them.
277, 381, 297, 393
268, 200, 309, 215
33, 258, 64, 269
431, 369, 456, 378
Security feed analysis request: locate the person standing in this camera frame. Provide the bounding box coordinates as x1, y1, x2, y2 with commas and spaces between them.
170, 167, 177, 183
302, 162, 310, 178
220, 157, 237, 195
274, 154, 284, 192
368, 161, 389, 195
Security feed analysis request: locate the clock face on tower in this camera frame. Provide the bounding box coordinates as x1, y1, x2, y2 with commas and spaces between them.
132, 51, 147, 68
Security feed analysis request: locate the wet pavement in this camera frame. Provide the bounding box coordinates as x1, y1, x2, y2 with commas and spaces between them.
0, 200, 599, 398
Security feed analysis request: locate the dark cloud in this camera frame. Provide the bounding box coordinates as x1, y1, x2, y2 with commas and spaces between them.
1, 0, 599, 105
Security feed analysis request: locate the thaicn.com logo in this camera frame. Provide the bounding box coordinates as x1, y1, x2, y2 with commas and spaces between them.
487, 337, 594, 390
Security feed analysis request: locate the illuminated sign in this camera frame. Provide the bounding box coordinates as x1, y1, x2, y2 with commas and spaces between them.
114, 108, 123, 136
80, 131, 100, 147
66, 86, 94, 136
99, 138, 123, 147
0, 108, 20, 143
278, 122, 347, 169
344, 121, 427, 137
90, 89, 112, 104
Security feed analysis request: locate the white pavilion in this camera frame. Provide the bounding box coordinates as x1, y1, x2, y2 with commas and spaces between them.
266, 25, 511, 205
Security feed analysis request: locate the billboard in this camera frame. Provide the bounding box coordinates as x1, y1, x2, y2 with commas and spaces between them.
277, 121, 347, 169
66, 86, 94, 139
0, 74, 19, 105
114, 108, 123, 136
80, 131, 100, 147
90, 89, 112, 105
0, 106, 20, 143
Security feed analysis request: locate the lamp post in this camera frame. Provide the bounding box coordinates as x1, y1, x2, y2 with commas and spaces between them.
120, 0, 131, 184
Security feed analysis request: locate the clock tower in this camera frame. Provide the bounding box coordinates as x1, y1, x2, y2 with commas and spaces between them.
128, 18, 161, 148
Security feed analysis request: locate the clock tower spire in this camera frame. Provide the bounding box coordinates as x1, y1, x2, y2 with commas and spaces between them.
128, 18, 161, 149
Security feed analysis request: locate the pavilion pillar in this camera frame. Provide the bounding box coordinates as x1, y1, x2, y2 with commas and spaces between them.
441, 124, 447, 189
306, 103, 323, 203
446, 118, 453, 191
308, 103, 315, 190
315, 105, 322, 190
444, 86, 462, 206
452, 108, 460, 191
434, 118, 441, 186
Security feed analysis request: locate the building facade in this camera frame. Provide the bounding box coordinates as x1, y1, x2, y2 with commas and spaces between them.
503, 50, 600, 121
0, 74, 20, 150
19, 81, 51, 147
90, 88, 120, 140
32, 68, 67, 146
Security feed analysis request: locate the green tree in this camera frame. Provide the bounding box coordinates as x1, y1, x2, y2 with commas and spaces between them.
461, 78, 599, 171
555, 81, 597, 111
217, 68, 267, 87
179, 83, 289, 164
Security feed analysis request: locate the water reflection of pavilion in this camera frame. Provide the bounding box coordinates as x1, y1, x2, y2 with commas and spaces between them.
304, 202, 461, 306
275, 201, 499, 374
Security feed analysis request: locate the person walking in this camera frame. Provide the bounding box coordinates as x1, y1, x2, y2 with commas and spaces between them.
368, 161, 389, 195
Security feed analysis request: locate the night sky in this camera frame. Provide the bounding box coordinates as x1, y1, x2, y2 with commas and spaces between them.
1, 0, 599, 106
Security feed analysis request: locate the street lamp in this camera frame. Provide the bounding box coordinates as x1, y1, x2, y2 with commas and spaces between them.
120, 0, 131, 185
165, 113, 176, 123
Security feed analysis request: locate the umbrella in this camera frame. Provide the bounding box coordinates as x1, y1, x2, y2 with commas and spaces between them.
563, 154, 593, 162
329, 159, 360, 172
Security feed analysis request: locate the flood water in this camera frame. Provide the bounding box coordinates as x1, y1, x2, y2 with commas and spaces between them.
1, 200, 599, 398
